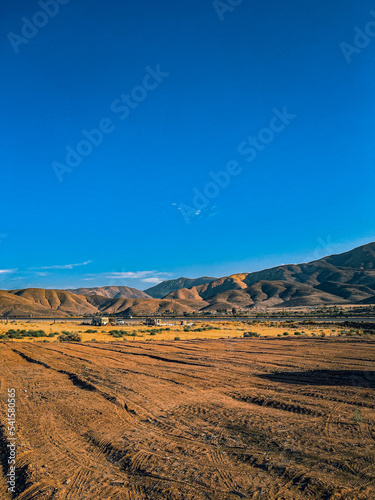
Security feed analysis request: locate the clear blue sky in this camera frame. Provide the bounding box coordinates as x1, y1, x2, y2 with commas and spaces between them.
1, 0, 374, 290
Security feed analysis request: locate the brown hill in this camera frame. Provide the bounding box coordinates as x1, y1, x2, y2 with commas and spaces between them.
1, 289, 98, 317
0, 289, 200, 318
164, 242, 375, 310
68, 286, 151, 299
85, 295, 202, 316
145, 277, 216, 298
322, 242, 375, 270
0, 290, 50, 317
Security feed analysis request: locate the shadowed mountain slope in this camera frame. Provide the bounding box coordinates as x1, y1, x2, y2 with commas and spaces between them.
145, 277, 217, 298
164, 242, 375, 310
68, 286, 151, 299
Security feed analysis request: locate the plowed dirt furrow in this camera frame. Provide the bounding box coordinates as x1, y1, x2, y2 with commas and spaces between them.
0, 339, 374, 499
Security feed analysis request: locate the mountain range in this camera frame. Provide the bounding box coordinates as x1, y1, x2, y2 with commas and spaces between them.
68, 286, 151, 299
1, 242, 374, 317
144, 276, 217, 298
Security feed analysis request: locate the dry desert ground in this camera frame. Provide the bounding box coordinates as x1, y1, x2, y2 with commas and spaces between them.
0, 335, 374, 499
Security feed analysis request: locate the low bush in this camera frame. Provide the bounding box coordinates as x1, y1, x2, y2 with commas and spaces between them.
110, 331, 123, 338
58, 332, 82, 342
243, 331, 260, 338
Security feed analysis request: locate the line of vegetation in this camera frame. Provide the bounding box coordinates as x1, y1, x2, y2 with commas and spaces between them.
183, 325, 216, 332
109, 329, 138, 338
0, 329, 57, 340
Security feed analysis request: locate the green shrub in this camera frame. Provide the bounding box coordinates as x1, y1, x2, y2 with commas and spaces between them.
27, 330, 47, 337
58, 332, 82, 342
110, 331, 123, 338
283, 332, 289, 336
85, 329, 97, 333
243, 331, 260, 338
174, 337, 181, 341
6, 330, 23, 339
294, 331, 302, 336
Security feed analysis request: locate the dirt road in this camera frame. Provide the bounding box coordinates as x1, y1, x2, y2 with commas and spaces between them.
0, 338, 374, 499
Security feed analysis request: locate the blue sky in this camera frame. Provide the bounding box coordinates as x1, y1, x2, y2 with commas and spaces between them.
0, 0, 374, 290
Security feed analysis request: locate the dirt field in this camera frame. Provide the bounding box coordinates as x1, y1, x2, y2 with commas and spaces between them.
0, 338, 374, 499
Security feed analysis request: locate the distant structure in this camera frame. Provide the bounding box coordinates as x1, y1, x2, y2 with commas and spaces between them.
144, 318, 163, 326
92, 317, 109, 326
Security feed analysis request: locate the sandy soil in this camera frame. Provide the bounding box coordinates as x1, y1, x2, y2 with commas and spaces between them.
0, 338, 374, 499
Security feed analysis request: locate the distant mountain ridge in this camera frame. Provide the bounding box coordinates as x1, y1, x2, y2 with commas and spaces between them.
0, 242, 374, 316
144, 277, 217, 298
163, 242, 375, 310
68, 286, 151, 299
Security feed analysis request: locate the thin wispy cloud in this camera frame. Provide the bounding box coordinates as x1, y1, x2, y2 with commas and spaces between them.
103, 271, 158, 279
142, 277, 163, 284
30, 260, 93, 271
0, 269, 17, 274
85, 270, 172, 281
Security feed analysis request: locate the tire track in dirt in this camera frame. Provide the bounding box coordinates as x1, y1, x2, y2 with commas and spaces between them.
0, 339, 374, 499
1, 346, 135, 499
229, 393, 324, 417
12, 348, 136, 415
